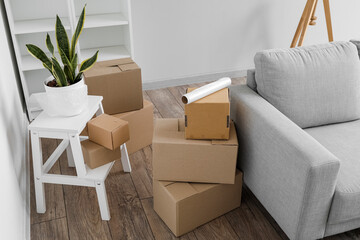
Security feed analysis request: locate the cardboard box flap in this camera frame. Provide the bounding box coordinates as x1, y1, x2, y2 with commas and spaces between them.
190, 183, 217, 193
154, 119, 212, 146
187, 88, 229, 104
98, 58, 134, 67
211, 122, 238, 146
165, 182, 198, 201
119, 63, 139, 71
92, 114, 127, 132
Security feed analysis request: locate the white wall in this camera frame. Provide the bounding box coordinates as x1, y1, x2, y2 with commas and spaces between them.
0, 1, 29, 239
132, 0, 360, 85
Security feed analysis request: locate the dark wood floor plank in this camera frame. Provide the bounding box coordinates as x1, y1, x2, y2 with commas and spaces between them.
146, 88, 184, 118
129, 150, 153, 199
59, 149, 112, 240
242, 188, 286, 240
31, 217, 69, 240
194, 216, 239, 240
142, 146, 153, 178
141, 198, 197, 240
168, 85, 187, 108
107, 161, 154, 240
31, 139, 66, 225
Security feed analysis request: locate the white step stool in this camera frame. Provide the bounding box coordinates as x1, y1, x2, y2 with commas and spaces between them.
29, 96, 131, 220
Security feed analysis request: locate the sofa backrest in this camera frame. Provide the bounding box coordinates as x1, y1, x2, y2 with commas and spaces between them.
246, 69, 257, 91
254, 41, 360, 128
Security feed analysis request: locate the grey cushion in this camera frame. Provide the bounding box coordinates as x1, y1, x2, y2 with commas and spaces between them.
306, 120, 360, 225
246, 69, 256, 91
254, 41, 360, 128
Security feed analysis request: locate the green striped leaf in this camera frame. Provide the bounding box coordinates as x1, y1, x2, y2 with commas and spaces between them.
64, 65, 74, 83
46, 33, 54, 56
74, 72, 83, 83
51, 57, 68, 86
71, 53, 78, 73
70, 5, 86, 60
55, 15, 70, 59
79, 50, 99, 73
26, 44, 52, 69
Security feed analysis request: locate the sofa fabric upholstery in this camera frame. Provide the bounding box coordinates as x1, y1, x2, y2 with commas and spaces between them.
305, 120, 360, 225
230, 85, 340, 240
254, 41, 360, 128
246, 69, 256, 91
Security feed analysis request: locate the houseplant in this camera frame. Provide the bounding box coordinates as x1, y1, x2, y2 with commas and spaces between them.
26, 5, 98, 117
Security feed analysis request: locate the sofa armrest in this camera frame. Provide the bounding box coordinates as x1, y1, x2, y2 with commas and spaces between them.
230, 85, 340, 240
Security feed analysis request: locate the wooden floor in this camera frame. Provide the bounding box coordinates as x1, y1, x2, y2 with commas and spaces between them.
31, 78, 360, 240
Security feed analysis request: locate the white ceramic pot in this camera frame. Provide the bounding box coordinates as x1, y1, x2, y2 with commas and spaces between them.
38, 77, 88, 117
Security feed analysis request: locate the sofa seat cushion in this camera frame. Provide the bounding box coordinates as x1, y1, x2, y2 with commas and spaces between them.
254, 41, 360, 128
305, 120, 360, 224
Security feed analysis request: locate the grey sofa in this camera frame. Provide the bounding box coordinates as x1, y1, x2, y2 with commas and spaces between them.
230, 42, 360, 240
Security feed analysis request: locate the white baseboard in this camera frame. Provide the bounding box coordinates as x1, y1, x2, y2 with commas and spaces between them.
24, 116, 30, 240
142, 68, 247, 90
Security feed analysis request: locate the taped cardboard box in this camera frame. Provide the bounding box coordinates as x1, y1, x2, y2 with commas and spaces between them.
84, 58, 143, 114
185, 88, 230, 140
88, 114, 130, 150
112, 100, 154, 154
81, 140, 121, 169
153, 118, 238, 184
154, 170, 243, 237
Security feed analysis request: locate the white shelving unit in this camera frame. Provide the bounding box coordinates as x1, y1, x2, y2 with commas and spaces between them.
4, 0, 134, 120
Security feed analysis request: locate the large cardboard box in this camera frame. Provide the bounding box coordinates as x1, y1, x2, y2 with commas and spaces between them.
112, 100, 154, 154
154, 170, 243, 237
84, 58, 143, 114
88, 114, 130, 150
185, 88, 230, 140
81, 140, 121, 169
153, 118, 238, 184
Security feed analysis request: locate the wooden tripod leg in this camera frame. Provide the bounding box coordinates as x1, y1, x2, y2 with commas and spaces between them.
291, 0, 311, 47
298, 0, 317, 46
323, 0, 333, 42
309, 0, 318, 25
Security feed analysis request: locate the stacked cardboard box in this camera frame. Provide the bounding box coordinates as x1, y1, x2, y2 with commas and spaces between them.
81, 114, 130, 169
152, 86, 242, 237
82, 58, 154, 167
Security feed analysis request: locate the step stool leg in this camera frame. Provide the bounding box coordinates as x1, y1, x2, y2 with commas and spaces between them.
95, 181, 110, 220
69, 134, 87, 177
120, 143, 131, 172
31, 132, 46, 213
66, 144, 75, 167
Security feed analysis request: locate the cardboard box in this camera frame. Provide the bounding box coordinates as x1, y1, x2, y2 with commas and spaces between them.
84, 58, 143, 114
185, 88, 230, 140
153, 118, 238, 184
112, 100, 154, 154
81, 140, 121, 169
154, 170, 243, 237
88, 114, 130, 150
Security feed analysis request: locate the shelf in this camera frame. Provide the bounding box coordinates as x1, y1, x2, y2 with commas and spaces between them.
81, 13, 128, 29
14, 18, 70, 35
81, 45, 130, 61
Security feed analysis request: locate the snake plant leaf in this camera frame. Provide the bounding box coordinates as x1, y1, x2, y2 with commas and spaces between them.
26, 44, 52, 69
59, 48, 72, 70
51, 57, 68, 86
74, 72, 83, 83
79, 50, 99, 73
51, 66, 63, 87
71, 53, 78, 73
55, 15, 70, 59
70, 5, 86, 60
64, 65, 74, 84
46, 33, 54, 57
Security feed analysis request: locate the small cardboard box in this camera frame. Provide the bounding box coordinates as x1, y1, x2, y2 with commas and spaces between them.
84, 58, 143, 114
153, 118, 238, 184
88, 114, 130, 150
112, 100, 154, 154
81, 140, 121, 169
185, 88, 230, 140
154, 170, 243, 237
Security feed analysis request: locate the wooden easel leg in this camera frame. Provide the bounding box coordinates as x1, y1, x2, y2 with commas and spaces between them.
298, 0, 317, 46
323, 0, 333, 42
291, 0, 310, 47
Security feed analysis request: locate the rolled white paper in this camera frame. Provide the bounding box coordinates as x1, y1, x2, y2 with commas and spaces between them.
182, 77, 231, 104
